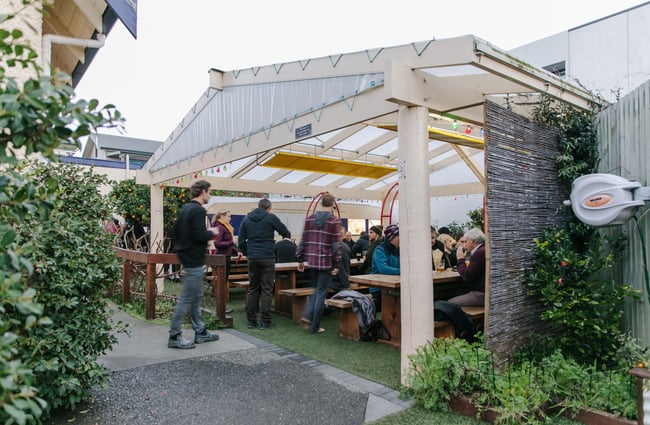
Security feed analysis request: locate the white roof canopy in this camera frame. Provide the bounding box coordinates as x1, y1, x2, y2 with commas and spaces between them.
138, 35, 600, 201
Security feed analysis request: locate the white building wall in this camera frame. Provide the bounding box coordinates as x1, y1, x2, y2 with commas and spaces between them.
510, 3, 650, 103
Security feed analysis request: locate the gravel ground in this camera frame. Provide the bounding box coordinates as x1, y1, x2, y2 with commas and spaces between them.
47, 348, 368, 425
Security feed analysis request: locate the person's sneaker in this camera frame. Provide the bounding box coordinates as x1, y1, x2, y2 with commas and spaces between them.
194, 328, 219, 344
247, 320, 257, 329
168, 334, 195, 349
259, 322, 275, 330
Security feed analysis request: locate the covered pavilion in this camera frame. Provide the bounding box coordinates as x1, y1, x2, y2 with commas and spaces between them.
136, 35, 601, 383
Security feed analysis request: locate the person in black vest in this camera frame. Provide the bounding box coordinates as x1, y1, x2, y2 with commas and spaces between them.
361, 225, 383, 274
275, 237, 297, 262
168, 180, 220, 349
330, 228, 351, 291
351, 231, 370, 258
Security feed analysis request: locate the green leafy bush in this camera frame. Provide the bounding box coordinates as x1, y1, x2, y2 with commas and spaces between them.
13, 161, 127, 416
525, 226, 638, 364
405, 337, 640, 424
1, 3, 124, 422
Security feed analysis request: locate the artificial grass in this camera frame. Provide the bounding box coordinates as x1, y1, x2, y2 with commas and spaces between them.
226, 287, 403, 390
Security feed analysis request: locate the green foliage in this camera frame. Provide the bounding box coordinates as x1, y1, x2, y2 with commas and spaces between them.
532, 96, 599, 192
525, 226, 637, 364
525, 96, 642, 366
405, 337, 639, 424
12, 161, 127, 415
466, 208, 484, 232
110, 179, 189, 234
1, 3, 124, 423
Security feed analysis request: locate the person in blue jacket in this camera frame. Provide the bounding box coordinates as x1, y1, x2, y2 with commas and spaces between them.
238, 198, 291, 329
370, 224, 400, 311
371, 224, 400, 274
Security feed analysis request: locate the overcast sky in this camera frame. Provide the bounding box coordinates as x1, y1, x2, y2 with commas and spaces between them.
73, 0, 647, 142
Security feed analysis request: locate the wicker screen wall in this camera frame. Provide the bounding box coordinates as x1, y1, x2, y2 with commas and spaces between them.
484, 101, 565, 357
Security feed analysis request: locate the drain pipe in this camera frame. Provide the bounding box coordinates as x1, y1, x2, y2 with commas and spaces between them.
42, 33, 106, 76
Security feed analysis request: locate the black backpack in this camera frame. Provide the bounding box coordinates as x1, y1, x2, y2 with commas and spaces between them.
360, 319, 391, 342
434, 300, 475, 342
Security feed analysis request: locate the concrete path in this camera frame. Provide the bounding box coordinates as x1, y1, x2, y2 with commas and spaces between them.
48, 306, 413, 424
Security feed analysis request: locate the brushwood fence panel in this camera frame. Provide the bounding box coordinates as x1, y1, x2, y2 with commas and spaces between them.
484, 101, 564, 357
598, 80, 650, 346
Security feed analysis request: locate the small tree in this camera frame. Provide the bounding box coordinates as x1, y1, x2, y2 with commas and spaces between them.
110, 179, 189, 242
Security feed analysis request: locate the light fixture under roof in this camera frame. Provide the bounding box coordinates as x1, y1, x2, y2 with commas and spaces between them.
262, 152, 396, 179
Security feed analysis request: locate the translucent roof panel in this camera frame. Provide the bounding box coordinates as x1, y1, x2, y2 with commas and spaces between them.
276, 170, 312, 184
334, 126, 392, 152
368, 137, 398, 157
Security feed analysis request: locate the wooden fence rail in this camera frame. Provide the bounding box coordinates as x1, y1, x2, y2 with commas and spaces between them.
113, 248, 232, 327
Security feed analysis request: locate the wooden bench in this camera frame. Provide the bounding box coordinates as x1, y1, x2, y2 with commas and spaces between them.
325, 299, 485, 342
324, 290, 374, 341
324, 298, 362, 341
434, 306, 485, 339
278, 284, 370, 322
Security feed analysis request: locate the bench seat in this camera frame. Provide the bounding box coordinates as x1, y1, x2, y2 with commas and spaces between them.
324, 293, 374, 341
277, 285, 369, 322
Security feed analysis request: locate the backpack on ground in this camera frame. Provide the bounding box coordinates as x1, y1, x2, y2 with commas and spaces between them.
360, 319, 391, 342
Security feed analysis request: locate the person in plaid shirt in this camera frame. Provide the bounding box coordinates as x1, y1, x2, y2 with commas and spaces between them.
296, 194, 342, 334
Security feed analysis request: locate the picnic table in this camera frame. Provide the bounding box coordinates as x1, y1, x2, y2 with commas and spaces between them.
273, 259, 365, 316
349, 270, 463, 347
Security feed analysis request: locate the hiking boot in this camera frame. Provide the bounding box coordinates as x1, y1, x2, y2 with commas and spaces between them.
168, 334, 195, 349
247, 320, 258, 329
194, 328, 219, 344
259, 322, 275, 330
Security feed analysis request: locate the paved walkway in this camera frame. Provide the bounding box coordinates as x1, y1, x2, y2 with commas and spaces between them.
48, 306, 413, 424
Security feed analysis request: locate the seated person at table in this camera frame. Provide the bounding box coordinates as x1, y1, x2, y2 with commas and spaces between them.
343, 231, 355, 249
431, 226, 445, 253
351, 231, 369, 259
275, 237, 297, 262
362, 225, 383, 274
370, 224, 399, 311
330, 229, 351, 292
371, 224, 400, 275
448, 228, 485, 306
438, 233, 458, 268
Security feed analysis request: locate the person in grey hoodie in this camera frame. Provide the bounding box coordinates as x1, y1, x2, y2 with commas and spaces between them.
238, 198, 291, 329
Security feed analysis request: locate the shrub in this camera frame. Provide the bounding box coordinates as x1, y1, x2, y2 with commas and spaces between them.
405, 337, 640, 424
12, 161, 127, 416
1, 2, 123, 422
525, 226, 638, 365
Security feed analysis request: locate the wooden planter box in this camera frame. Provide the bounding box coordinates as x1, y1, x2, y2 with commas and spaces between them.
448, 395, 636, 425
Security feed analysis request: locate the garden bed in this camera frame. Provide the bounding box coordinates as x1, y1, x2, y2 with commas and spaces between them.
448, 395, 636, 425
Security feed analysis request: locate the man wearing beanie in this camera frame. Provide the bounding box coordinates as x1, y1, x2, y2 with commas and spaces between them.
362, 225, 383, 274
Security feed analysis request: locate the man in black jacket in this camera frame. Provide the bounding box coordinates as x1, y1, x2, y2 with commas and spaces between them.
239, 198, 291, 329
168, 180, 220, 349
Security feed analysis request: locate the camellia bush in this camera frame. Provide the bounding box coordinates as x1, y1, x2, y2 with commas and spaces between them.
14, 161, 126, 415
1, 2, 123, 422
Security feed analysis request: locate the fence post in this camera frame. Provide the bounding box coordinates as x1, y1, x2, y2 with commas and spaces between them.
630, 367, 650, 425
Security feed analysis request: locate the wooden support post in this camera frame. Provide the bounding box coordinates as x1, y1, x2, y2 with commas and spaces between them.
145, 262, 156, 320
122, 259, 131, 304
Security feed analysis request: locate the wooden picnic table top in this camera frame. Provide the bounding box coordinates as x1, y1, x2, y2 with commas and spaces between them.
349, 270, 461, 289
274, 258, 363, 272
